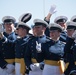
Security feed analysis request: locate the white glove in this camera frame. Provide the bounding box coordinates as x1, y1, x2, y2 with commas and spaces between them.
0, 24, 4, 32
0, 32, 4, 39
36, 41, 42, 53
49, 4, 57, 14
6, 64, 15, 74
30, 63, 40, 71
0, 69, 9, 75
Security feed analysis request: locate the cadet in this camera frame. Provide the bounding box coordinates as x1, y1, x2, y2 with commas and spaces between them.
54, 16, 68, 42
0, 16, 16, 75
36, 23, 65, 75
64, 21, 76, 75
24, 19, 50, 75
15, 22, 31, 75
44, 4, 57, 37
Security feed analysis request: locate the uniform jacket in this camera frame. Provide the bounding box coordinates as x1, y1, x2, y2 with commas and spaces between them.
0, 32, 17, 68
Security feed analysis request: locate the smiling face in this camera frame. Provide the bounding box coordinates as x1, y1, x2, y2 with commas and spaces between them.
50, 30, 61, 41
4, 23, 15, 33
58, 22, 66, 30
67, 29, 75, 37
33, 25, 46, 36
17, 27, 27, 38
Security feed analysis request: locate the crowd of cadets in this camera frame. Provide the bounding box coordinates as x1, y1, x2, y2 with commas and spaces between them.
0, 5, 76, 75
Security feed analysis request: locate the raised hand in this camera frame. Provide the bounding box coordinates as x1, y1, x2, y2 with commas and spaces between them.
49, 4, 57, 14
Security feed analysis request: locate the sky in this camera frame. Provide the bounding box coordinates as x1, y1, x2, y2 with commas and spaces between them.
0, 0, 76, 27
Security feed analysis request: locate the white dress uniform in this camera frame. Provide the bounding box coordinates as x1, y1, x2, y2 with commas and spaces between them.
24, 19, 49, 75
0, 16, 16, 75
15, 22, 31, 75
28, 35, 49, 75
36, 23, 65, 75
